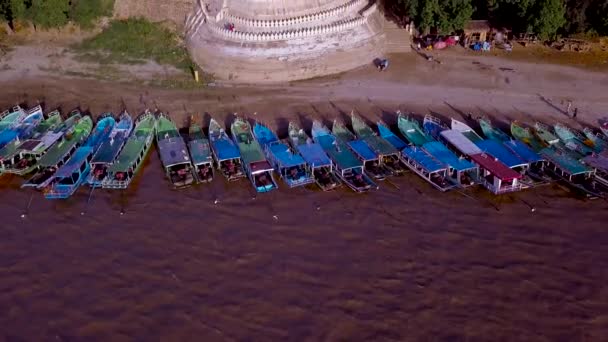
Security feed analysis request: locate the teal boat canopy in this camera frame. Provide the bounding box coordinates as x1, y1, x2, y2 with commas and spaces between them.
540, 147, 591, 175
316, 134, 362, 170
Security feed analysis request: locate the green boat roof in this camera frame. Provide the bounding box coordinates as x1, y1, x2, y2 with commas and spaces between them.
38, 116, 92, 167
541, 147, 592, 175
362, 136, 398, 156
231, 118, 266, 165
0, 111, 21, 131
108, 115, 156, 173
511, 122, 545, 152
398, 115, 433, 146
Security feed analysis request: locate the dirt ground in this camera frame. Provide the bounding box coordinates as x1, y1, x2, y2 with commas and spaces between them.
1, 42, 608, 340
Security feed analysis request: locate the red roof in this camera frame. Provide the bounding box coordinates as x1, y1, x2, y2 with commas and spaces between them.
470, 153, 522, 181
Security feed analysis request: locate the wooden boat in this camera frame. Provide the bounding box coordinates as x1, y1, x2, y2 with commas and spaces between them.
288, 121, 341, 191
421, 141, 479, 187
377, 121, 407, 150
397, 113, 433, 147
510, 121, 547, 152
401, 145, 457, 191
423, 114, 448, 140
188, 117, 214, 183
0, 106, 26, 132
0, 111, 67, 175
231, 116, 277, 193
582, 127, 607, 152
534, 122, 560, 146
478, 117, 511, 142
253, 121, 314, 188
102, 111, 157, 189
156, 112, 195, 188
0, 105, 44, 149
541, 147, 607, 199
44, 114, 116, 199
351, 112, 407, 175
22, 112, 93, 189
582, 151, 608, 187
208, 118, 244, 181
311, 120, 376, 192
451, 118, 483, 142
554, 123, 594, 157
86, 111, 133, 187
333, 119, 391, 180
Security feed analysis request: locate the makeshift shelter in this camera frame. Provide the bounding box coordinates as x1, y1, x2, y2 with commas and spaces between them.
464, 20, 491, 44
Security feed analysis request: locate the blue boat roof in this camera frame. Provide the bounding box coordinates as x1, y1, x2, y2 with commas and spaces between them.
423, 141, 476, 171
402, 146, 446, 172
253, 123, 278, 147
378, 123, 408, 150
269, 142, 306, 168
55, 146, 93, 178
347, 139, 377, 160
503, 139, 544, 163
295, 143, 332, 167
211, 138, 240, 160
475, 140, 527, 168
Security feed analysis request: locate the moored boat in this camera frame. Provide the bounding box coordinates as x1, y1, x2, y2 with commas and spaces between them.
421, 141, 479, 187
478, 117, 511, 142
0, 106, 26, 132
554, 123, 594, 157
401, 145, 456, 191
208, 118, 244, 181
601, 120, 608, 139
288, 121, 341, 191
352, 112, 406, 175
510, 121, 547, 152
451, 118, 483, 142
86, 111, 133, 187
397, 113, 433, 147
231, 116, 277, 193
582, 127, 607, 152
156, 112, 195, 188
423, 114, 448, 140
44, 114, 116, 199
0, 105, 44, 150
188, 117, 214, 183
312, 120, 376, 192
102, 111, 157, 189
0, 111, 66, 175
377, 121, 407, 150
534, 122, 560, 146
333, 119, 391, 180
254, 121, 314, 188
22, 112, 93, 189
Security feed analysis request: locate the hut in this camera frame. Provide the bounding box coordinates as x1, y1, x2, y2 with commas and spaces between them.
463, 20, 491, 44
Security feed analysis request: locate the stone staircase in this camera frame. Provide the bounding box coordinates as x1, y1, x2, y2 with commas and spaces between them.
384, 21, 411, 53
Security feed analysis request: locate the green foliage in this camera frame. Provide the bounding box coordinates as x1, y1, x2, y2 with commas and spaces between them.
10, 0, 26, 21
30, 0, 70, 28
70, 0, 114, 28
415, 0, 475, 34
529, 0, 566, 39
77, 18, 194, 71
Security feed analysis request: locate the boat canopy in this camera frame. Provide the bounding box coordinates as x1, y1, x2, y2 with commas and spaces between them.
583, 152, 608, 172
377, 123, 407, 150
361, 136, 398, 156
440, 130, 483, 156
92, 131, 130, 164
540, 147, 592, 176
316, 134, 362, 170
212, 139, 240, 161
402, 146, 446, 173
423, 141, 476, 171
347, 139, 377, 161
158, 138, 191, 167
502, 140, 544, 164
269, 142, 306, 168
295, 143, 332, 168
475, 140, 528, 168
250, 160, 273, 173
189, 139, 213, 165
470, 153, 523, 181
54, 147, 93, 178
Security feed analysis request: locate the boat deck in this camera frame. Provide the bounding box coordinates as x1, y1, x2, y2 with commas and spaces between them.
210, 137, 240, 161
316, 135, 362, 170
268, 142, 306, 168
361, 136, 398, 156
92, 131, 130, 164
502, 140, 544, 164
158, 137, 191, 167
347, 139, 377, 161
54, 146, 93, 178
189, 139, 213, 166
440, 130, 483, 156
378, 123, 408, 150
540, 147, 592, 176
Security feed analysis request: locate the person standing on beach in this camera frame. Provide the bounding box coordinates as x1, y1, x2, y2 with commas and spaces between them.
573, 108, 578, 119
566, 101, 572, 116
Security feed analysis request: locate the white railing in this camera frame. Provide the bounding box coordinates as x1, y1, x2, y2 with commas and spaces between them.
225, 0, 368, 28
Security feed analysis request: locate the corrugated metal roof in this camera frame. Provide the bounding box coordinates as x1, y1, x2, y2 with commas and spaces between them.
470, 153, 522, 181
347, 139, 377, 161
423, 141, 477, 172
269, 142, 306, 168
475, 140, 527, 168
402, 146, 446, 173
440, 130, 483, 155
295, 143, 331, 168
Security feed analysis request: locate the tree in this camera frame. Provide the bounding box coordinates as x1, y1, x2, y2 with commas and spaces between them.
30, 0, 69, 28
10, 0, 26, 21
415, 0, 475, 34
70, 0, 114, 28
528, 0, 566, 39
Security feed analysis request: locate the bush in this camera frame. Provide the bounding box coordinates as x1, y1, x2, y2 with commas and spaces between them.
30, 0, 70, 28
77, 18, 194, 71
70, 0, 114, 28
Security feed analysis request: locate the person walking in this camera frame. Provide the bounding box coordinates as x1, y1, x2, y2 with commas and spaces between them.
573, 107, 578, 119
566, 101, 572, 116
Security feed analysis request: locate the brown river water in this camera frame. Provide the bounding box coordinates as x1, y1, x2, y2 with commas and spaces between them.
1, 147, 607, 341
